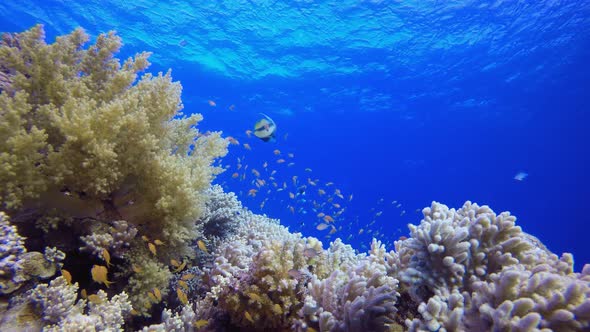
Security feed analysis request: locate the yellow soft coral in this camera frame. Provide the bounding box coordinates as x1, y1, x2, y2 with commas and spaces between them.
0, 25, 227, 246
0, 25, 228, 316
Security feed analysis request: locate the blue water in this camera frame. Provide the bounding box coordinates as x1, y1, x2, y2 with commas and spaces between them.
2, 0, 589, 270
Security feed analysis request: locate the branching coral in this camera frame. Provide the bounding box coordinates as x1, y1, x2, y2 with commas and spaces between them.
399, 201, 590, 331
0, 211, 27, 294
302, 240, 400, 332
29, 276, 132, 331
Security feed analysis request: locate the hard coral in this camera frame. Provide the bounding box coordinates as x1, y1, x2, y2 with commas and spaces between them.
0, 211, 27, 294
399, 201, 590, 331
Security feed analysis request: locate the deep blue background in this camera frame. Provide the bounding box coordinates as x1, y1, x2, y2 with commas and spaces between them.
2, 1, 589, 270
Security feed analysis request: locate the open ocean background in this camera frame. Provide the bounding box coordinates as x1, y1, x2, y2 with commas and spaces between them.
2, 0, 589, 271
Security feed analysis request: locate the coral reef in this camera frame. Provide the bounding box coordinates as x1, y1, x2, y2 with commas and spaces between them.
0, 24, 227, 315
1, 25, 589, 332
30, 276, 132, 331
399, 201, 590, 331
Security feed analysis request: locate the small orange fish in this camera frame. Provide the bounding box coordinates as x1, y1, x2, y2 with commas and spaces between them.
245, 130, 252, 137
252, 169, 260, 177
244, 311, 255, 324
181, 273, 196, 281
173, 260, 187, 273
358, 228, 364, 235
318, 189, 326, 195
329, 226, 337, 234
148, 291, 157, 303
101, 249, 112, 267
332, 203, 341, 209
289, 206, 295, 214
132, 264, 142, 273
316, 223, 329, 231
153, 287, 162, 302
142, 235, 149, 242
232, 172, 239, 179
195, 319, 209, 328
317, 212, 325, 218
91, 265, 113, 287
323, 215, 334, 223
208, 100, 216, 107
243, 143, 251, 150
248, 189, 257, 197
263, 161, 268, 168
87, 294, 103, 304
154, 239, 165, 245
148, 242, 157, 256
273, 149, 281, 155
178, 280, 189, 289
289, 192, 295, 199
61, 269, 72, 284
276, 159, 286, 164
177, 287, 188, 305
170, 259, 181, 268
226, 136, 239, 145
81, 289, 88, 299
197, 240, 208, 254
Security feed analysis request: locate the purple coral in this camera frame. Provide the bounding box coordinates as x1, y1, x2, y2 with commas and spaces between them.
0, 212, 27, 294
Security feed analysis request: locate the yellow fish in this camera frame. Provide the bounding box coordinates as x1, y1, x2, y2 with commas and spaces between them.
87, 294, 103, 304
173, 260, 187, 273
61, 269, 72, 284
148, 242, 157, 256
181, 273, 196, 281
177, 287, 188, 305
194, 320, 209, 328
101, 249, 112, 267
154, 239, 165, 245
178, 280, 189, 289
153, 287, 162, 302
244, 311, 255, 324
91, 265, 113, 288
170, 259, 181, 268
197, 240, 208, 254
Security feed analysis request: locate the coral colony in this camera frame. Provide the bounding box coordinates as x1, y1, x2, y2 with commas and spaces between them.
1, 25, 589, 331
